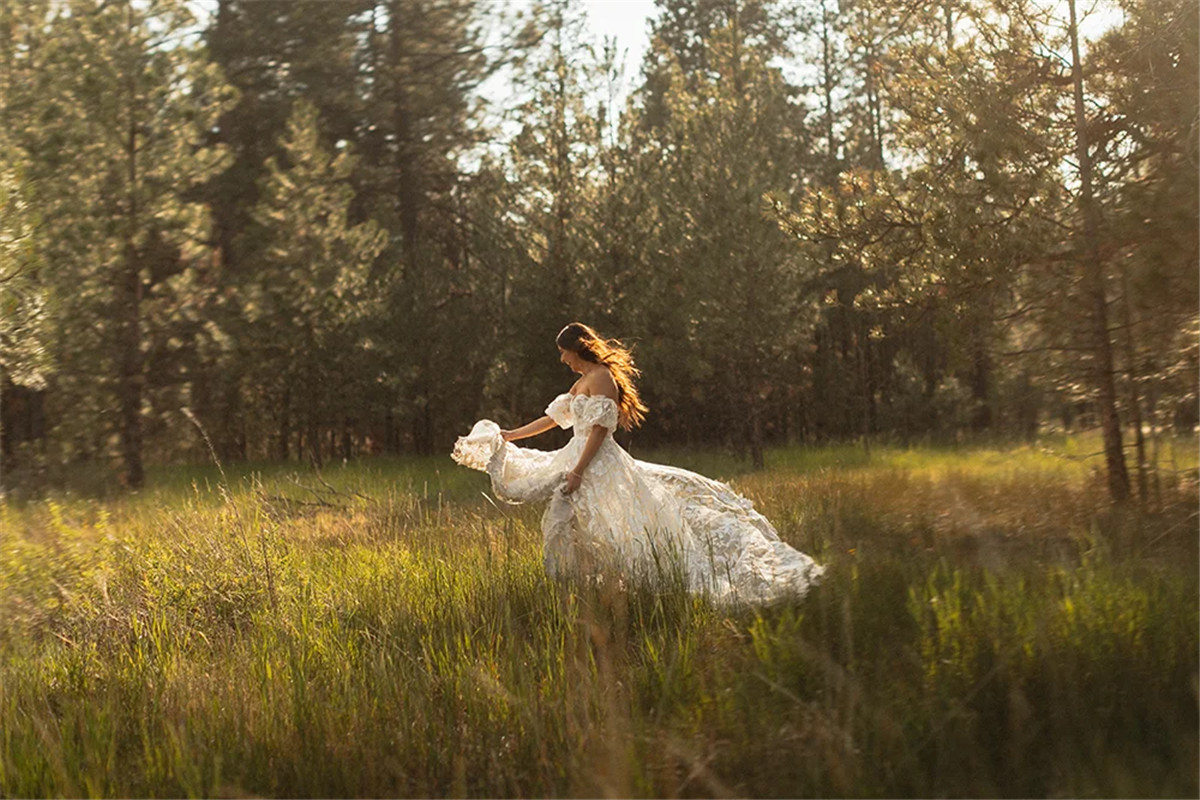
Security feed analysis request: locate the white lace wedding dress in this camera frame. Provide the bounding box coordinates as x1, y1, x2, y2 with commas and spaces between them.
452, 392, 824, 605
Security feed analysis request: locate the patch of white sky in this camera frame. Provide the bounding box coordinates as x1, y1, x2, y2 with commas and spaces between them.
182, 0, 1121, 97
779, 0, 1125, 177
781, 0, 1124, 99
581, 0, 657, 74
477, 0, 1122, 155
180, 0, 658, 162
182, 0, 1122, 168
472, 0, 657, 157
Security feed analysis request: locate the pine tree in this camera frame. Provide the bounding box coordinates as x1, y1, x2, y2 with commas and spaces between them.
771, 0, 1065, 445
249, 100, 386, 463
495, 0, 603, 406
1089, 0, 1199, 501
0, 144, 46, 494
630, 0, 817, 464
23, 0, 233, 487
358, 0, 494, 455
198, 0, 373, 458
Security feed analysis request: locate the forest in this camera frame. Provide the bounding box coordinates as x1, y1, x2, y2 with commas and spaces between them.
0, 2, 1197, 795
0, 0, 1196, 499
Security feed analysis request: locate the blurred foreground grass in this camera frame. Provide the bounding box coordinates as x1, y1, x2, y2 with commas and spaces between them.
1, 435, 1196, 797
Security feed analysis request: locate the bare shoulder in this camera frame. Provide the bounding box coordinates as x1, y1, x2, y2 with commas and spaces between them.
584, 368, 619, 401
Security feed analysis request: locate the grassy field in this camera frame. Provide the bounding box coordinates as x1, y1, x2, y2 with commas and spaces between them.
1, 436, 1197, 797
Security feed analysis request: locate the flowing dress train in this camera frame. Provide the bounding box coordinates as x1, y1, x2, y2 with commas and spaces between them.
452, 393, 824, 605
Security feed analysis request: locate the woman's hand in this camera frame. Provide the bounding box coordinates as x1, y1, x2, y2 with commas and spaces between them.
564, 469, 583, 494
500, 429, 516, 442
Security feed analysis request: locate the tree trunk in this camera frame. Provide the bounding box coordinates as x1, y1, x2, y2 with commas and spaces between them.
411, 364, 434, 456
275, 387, 291, 461
970, 331, 992, 431
819, 0, 837, 177
549, 11, 572, 311
1118, 262, 1147, 505
118, 3, 145, 489
389, 0, 419, 271
384, 407, 398, 454
308, 413, 322, 467
341, 416, 353, 461
388, 0, 430, 458
224, 377, 247, 460
117, 264, 144, 486
749, 405, 765, 470
1148, 379, 1162, 509
1067, 0, 1128, 502
857, 3, 884, 170
858, 330, 871, 456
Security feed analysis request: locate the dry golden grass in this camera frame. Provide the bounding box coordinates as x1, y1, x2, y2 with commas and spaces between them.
0, 436, 1196, 797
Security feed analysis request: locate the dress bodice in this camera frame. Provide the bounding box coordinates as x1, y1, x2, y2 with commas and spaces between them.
545, 392, 619, 436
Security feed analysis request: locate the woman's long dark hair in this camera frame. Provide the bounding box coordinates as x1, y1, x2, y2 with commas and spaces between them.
556, 322, 648, 431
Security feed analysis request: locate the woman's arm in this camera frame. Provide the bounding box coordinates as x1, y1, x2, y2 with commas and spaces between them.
564, 425, 608, 493
501, 415, 558, 442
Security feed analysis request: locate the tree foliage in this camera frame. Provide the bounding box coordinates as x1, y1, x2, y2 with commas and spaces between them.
0, 0, 1193, 501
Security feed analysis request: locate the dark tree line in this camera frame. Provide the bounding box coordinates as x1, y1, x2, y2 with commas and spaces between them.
0, 0, 1195, 503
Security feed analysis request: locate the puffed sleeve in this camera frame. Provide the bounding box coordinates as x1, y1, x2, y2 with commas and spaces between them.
545, 393, 574, 429
575, 395, 620, 432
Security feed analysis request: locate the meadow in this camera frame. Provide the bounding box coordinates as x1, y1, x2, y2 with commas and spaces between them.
1, 435, 1196, 797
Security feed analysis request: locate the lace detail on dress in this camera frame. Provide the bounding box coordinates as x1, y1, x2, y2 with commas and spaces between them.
453, 394, 824, 605
546, 392, 619, 433
545, 393, 574, 429
451, 419, 503, 471
572, 394, 619, 433
451, 419, 562, 504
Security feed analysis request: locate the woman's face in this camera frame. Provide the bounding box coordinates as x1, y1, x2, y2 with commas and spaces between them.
558, 346, 585, 374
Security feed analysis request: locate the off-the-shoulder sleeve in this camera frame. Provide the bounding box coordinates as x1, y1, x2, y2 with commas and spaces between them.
545, 393, 574, 429
575, 395, 620, 432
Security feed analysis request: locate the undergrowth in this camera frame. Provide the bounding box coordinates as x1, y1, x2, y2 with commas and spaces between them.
0, 437, 1196, 797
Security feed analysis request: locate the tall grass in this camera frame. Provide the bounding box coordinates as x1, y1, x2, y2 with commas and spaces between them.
0, 436, 1196, 797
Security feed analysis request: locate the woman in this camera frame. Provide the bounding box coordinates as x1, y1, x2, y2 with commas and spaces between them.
452, 323, 823, 605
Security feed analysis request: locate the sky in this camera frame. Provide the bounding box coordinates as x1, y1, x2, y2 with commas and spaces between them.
488, 0, 1124, 113
580, 0, 656, 77
566, 0, 1123, 73
186, 0, 1124, 154
481, 0, 658, 112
